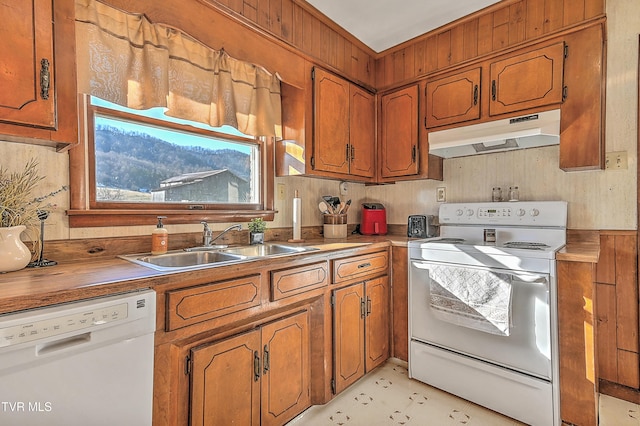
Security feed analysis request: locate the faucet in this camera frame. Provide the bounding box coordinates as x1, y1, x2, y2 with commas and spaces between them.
208, 223, 242, 245
185, 223, 242, 252
201, 221, 213, 246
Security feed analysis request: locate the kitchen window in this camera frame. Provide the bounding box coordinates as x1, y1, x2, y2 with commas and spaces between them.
69, 0, 280, 227
67, 95, 276, 227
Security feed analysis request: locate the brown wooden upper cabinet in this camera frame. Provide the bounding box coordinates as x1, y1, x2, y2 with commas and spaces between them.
425, 68, 481, 128
489, 42, 566, 117
312, 67, 375, 179
379, 84, 419, 178
0, 0, 77, 150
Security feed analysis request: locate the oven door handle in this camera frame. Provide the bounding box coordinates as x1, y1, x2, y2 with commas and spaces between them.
411, 260, 549, 285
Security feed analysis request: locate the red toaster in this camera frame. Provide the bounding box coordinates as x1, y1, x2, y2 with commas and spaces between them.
360, 203, 387, 235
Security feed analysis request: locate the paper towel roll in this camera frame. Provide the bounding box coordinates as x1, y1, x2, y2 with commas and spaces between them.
293, 190, 301, 240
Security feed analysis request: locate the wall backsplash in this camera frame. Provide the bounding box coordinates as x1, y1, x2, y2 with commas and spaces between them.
0, 0, 637, 240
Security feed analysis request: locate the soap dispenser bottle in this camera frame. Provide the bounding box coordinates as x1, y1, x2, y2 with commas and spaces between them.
151, 216, 169, 255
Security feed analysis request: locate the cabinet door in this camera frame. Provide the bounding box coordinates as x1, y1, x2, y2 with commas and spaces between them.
380, 85, 419, 178
349, 85, 375, 178
190, 330, 261, 426
333, 283, 365, 394
312, 67, 350, 174
261, 311, 310, 426
391, 246, 409, 362
489, 42, 565, 116
365, 276, 390, 371
425, 68, 481, 128
0, 0, 77, 148
0, 1, 55, 128
557, 261, 597, 426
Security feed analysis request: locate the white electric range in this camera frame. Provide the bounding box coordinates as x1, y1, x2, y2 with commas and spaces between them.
408, 201, 567, 426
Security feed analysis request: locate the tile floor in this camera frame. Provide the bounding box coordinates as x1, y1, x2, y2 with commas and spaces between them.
288, 358, 640, 425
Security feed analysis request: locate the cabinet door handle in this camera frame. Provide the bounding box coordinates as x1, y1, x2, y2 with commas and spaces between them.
473, 85, 478, 105
412, 145, 417, 163
491, 80, 496, 101
254, 350, 261, 381
346, 144, 350, 162
40, 58, 50, 100
366, 297, 372, 316
263, 345, 270, 374
360, 297, 366, 318
351, 145, 355, 162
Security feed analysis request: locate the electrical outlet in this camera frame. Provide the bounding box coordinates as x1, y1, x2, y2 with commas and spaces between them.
436, 187, 446, 202
605, 151, 628, 170
339, 181, 348, 196
277, 183, 286, 200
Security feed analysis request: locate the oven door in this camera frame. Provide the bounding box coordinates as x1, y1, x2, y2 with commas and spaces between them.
409, 260, 553, 380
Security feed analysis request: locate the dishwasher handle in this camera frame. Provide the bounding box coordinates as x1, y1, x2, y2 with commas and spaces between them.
36, 332, 91, 356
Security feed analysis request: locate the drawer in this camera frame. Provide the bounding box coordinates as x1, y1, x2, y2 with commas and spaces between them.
271, 261, 328, 301
166, 275, 262, 331
332, 251, 389, 284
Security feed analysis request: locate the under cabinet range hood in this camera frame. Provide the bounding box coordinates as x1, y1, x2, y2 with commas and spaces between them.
428, 109, 561, 158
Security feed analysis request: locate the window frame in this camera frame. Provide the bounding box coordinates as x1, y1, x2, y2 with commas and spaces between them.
68, 95, 276, 228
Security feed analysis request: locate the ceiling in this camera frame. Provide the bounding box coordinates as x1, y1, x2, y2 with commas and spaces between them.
305, 0, 502, 53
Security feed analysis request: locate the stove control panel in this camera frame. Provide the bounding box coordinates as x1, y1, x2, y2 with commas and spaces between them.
440, 201, 567, 227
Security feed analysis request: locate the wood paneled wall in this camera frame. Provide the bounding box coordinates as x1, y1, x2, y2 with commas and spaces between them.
596, 231, 640, 400
209, 0, 376, 87
375, 0, 605, 89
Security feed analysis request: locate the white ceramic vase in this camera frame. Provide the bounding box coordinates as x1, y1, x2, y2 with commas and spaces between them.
0, 225, 31, 273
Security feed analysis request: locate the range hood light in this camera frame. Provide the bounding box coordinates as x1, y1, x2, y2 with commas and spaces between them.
429, 109, 561, 158
473, 138, 519, 153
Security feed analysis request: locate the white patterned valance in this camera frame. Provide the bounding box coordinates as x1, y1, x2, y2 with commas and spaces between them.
75, 0, 282, 138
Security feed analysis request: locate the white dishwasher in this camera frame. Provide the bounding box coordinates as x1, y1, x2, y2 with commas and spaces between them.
0, 289, 156, 426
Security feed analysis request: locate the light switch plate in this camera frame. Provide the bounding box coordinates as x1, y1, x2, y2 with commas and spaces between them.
605, 151, 628, 170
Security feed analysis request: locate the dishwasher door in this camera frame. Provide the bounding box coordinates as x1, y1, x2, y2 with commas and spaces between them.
0, 289, 156, 426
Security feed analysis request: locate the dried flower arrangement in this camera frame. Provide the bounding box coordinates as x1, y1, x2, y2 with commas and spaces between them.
0, 159, 67, 253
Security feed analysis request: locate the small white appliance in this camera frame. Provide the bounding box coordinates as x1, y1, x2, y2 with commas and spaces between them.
0, 289, 156, 425
408, 201, 566, 426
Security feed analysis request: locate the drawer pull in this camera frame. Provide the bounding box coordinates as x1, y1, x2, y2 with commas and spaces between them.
357, 262, 371, 269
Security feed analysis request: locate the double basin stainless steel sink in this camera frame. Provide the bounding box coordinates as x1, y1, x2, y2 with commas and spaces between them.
120, 243, 319, 271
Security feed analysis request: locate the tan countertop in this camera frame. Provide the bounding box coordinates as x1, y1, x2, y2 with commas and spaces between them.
556, 243, 600, 263
0, 233, 598, 315
0, 235, 394, 315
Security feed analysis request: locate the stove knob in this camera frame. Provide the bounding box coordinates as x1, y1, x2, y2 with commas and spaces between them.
466, 209, 474, 216
516, 209, 526, 217
530, 208, 540, 217
456, 209, 464, 216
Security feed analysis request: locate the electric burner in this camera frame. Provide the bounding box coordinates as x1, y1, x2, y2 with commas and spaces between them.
431, 238, 465, 244
503, 241, 551, 250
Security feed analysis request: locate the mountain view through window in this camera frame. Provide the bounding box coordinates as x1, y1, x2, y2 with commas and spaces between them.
91, 98, 260, 205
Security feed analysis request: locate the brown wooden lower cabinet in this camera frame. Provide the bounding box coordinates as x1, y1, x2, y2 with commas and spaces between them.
190, 310, 310, 426
332, 276, 389, 394
391, 246, 409, 361
557, 260, 598, 426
